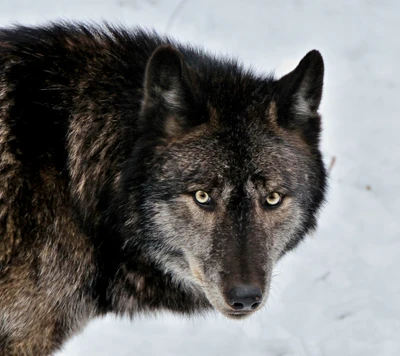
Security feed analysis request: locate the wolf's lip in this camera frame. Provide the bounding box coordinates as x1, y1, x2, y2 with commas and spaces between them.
225, 310, 254, 319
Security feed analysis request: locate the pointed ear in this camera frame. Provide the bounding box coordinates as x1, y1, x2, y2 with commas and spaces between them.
143, 45, 189, 109
274, 50, 324, 143
140, 45, 200, 136
275, 50, 324, 117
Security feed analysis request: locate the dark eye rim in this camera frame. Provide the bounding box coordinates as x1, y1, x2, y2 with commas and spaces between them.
262, 192, 284, 209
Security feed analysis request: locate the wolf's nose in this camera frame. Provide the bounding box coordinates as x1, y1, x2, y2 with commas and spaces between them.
226, 285, 263, 311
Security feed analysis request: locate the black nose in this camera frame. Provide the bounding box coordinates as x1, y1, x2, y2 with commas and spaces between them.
226, 285, 263, 311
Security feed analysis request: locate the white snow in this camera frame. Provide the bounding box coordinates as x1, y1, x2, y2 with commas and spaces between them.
2, 1, 399, 355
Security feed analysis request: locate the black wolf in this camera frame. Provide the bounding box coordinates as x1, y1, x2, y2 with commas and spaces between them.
0, 23, 327, 355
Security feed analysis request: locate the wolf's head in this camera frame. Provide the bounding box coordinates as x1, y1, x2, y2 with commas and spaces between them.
123, 45, 326, 318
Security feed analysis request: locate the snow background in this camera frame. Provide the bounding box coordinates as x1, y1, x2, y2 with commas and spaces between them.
1, 0, 399, 355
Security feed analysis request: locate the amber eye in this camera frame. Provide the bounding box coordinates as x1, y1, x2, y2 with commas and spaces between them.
265, 192, 283, 207
194, 190, 211, 205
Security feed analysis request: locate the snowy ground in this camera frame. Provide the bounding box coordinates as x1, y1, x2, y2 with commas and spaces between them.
1, 0, 399, 355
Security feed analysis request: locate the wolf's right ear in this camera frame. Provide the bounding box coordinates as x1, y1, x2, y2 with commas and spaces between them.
140, 45, 200, 136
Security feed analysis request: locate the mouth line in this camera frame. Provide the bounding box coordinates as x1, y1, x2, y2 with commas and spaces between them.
226, 310, 254, 318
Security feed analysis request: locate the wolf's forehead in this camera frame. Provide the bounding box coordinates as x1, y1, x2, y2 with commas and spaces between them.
170, 130, 292, 168
162, 120, 305, 187
171, 145, 294, 189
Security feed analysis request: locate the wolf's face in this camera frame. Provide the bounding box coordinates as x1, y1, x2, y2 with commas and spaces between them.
127, 46, 326, 318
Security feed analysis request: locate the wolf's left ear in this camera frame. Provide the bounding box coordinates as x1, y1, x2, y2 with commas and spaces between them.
140, 45, 201, 136
274, 50, 324, 139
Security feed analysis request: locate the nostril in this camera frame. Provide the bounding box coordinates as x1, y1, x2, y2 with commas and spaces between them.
232, 302, 244, 310
250, 302, 261, 310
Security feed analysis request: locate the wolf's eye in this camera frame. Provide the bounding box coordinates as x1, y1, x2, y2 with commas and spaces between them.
194, 190, 211, 205
264, 192, 283, 207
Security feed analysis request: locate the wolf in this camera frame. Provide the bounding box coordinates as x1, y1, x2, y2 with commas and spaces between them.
0, 23, 327, 355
